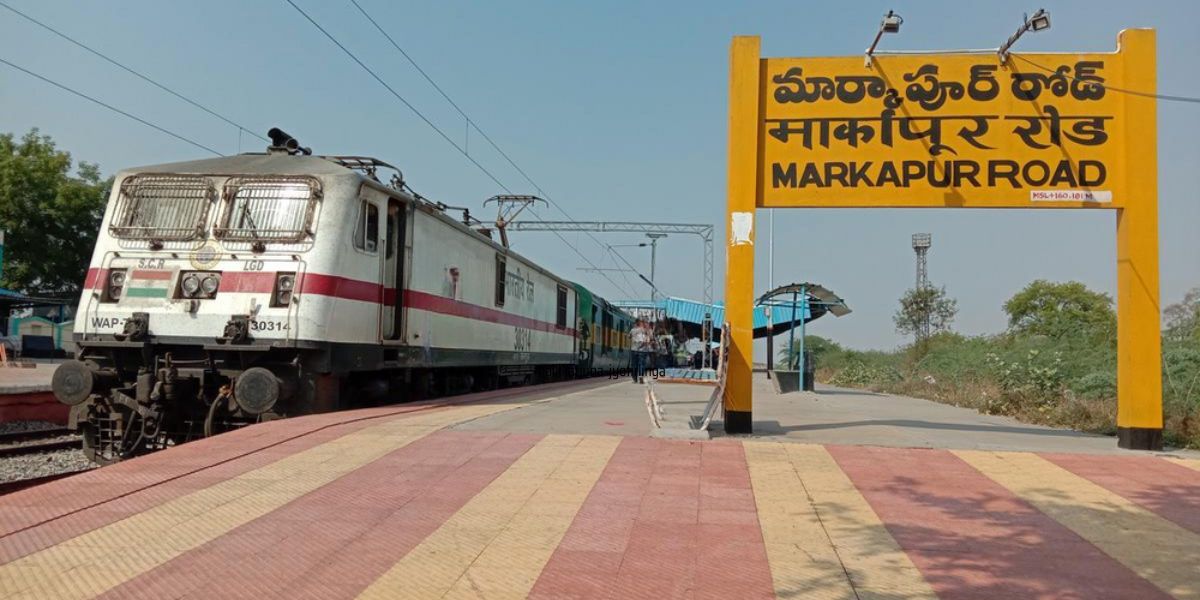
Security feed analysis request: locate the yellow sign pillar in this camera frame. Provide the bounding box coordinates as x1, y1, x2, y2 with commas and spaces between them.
722, 36, 761, 433
1115, 31, 1162, 448
722, 30, 1163, 448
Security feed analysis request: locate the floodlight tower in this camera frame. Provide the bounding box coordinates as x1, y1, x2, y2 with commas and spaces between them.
912, 233, 931, 290
912, 233, 932, 339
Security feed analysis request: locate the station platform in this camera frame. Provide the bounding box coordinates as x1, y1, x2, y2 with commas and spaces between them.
1, 376, 1198, 599
0, 362, 56, 395
0, 363, 66, 424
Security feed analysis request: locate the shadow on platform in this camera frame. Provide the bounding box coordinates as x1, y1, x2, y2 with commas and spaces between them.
746, 419, 1104, 439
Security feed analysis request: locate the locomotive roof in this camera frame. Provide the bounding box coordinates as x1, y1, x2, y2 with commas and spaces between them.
115, 153, 627, 305
116, 153, 365, 179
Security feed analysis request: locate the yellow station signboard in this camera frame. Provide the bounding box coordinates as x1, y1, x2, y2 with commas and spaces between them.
757, 46, 1143, 209
724, 30, 1162, 449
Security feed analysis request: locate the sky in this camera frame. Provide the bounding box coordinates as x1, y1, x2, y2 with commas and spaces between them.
1, 0, 1197, 355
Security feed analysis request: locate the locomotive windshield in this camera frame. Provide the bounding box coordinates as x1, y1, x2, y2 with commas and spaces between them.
109, 175, 214, 241
214, 177, 319, 242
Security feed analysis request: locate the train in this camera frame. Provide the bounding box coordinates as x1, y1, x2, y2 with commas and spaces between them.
51, 129, 633, 463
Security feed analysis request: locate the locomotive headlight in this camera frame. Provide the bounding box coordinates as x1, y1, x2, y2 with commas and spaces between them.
272, 272, 296, 307
200, 274, 220, 296
104, 269, 127, 302
181, 273, 202, 297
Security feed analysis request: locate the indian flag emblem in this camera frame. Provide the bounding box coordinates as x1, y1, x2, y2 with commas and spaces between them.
126, 269, 172, 298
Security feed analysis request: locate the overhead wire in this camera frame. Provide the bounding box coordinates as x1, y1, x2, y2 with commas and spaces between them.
1010, 53, 1200, 104
347, 0, 473, 125
523, 205, 636, 298
282, 0, 635, 299
347, 0, 662, 300
0, 1, 270, 142
0, 57, 222, 156
607, 246, 640, 295
281, 0, 510, 190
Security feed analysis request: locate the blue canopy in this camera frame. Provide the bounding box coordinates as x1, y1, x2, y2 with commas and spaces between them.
613, 284, 849, 338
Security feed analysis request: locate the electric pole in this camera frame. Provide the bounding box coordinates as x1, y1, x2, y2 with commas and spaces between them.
645, 233, 667, 302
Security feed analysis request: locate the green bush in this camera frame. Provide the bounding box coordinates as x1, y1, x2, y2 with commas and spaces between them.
1071, 371, 1117, 400
828, 360, 903, 388
814, 327, 1199, 449
810, 282, 1200, 449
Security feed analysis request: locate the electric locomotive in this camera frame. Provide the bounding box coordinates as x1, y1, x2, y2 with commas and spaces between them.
52, 130, 631, 463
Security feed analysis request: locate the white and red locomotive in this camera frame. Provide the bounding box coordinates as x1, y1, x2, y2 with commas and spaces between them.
53, 130, 632, 463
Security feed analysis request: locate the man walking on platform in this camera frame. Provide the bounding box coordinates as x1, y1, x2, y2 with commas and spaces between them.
630, 318, 654, 383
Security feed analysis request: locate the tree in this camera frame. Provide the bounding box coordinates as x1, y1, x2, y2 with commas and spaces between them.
894, 286, 957, 340
0, 129, 109, 295
778, 335, 842, 367
1003, 280, 1115, 339
1163, 286, 1200, 343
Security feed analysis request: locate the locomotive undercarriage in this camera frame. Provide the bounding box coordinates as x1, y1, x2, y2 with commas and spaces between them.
56, 343, 316, 465
55, 340, 578, 464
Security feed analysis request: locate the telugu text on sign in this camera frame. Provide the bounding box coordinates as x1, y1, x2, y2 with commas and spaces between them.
756, 50, 1134, 208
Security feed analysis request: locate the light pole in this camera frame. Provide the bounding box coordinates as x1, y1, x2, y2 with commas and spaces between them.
864, 10, 903, 67
645, 233, 667, 302
767, 211, 774, 377
998, 9, 1051, 63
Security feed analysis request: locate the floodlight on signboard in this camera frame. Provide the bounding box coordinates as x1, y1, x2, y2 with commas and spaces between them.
881, 11, 903, 33
1030, 9, 1051, 31
865, 10, 903, 66
999, 9, 1051, 62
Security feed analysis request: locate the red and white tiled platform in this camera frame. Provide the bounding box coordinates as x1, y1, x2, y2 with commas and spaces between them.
0, 380, 1198, 599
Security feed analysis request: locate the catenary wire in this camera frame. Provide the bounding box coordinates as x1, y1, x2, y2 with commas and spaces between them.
283, 0, 635, 299
0, 1, 270, 142
607, 246, 640, 295
0, 57, 222, 156
1010, 53, 1200, 104
348, 0, 663, 299
347, 0, 474, 125
282, 0, 510, 190
525, 205, 637, 298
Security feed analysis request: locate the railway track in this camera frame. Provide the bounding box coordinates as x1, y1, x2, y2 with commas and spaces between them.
0, 427, 72, 444
0, 427, 80, 459
0, 438, 80, 458
0, 469, 88, 495
0, 427, 90, 496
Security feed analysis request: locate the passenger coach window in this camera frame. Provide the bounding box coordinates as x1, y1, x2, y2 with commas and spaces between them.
353, 201, 379, 253
601, 310, 613, 354
556, 285, 568, 328
495, 254, 506, 307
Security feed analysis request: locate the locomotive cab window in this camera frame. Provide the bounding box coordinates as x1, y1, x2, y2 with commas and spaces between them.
110, 175, 214, 241
353, 200, 379, 254
556, 285, 568, 328
216, 177, 318, 243
494, 254, 506, 307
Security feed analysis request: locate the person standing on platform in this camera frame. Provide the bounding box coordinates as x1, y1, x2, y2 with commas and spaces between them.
631, 318, 653, 383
